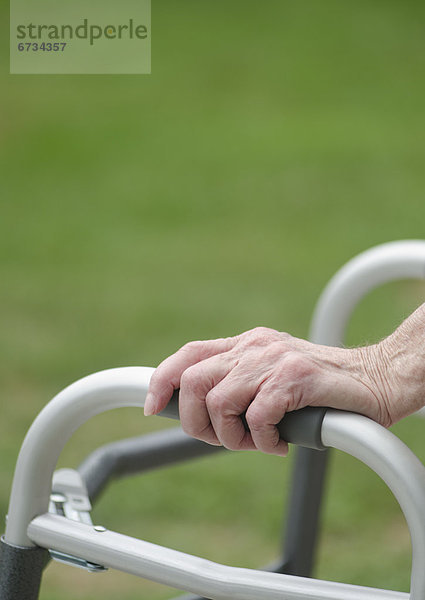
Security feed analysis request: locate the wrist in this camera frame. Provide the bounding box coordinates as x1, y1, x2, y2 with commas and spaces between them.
350, 342, 395, 427
378, 308, 425, 422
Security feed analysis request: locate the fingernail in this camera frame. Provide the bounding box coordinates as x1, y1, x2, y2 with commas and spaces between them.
144, 392, 157, 416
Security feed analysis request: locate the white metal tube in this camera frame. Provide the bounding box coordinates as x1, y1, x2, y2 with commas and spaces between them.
322, 410, 425, 600
5, 366, 154, 547
14, 398, 425, 598
310, 240, 425, 346
28, 513, 407, 600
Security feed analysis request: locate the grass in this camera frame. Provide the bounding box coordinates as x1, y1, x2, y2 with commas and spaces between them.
1, 0, 425, 597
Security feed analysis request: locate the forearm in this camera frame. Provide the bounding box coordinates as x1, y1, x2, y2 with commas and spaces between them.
373, 302, 425, 423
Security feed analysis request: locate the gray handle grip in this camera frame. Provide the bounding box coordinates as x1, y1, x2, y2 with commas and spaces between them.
158, 390, 327, 451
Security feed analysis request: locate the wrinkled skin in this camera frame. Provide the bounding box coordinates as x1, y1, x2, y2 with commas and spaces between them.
145, 304, 425, 456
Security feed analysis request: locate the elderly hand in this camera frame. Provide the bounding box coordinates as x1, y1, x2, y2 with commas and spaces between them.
144, 307, 425, 456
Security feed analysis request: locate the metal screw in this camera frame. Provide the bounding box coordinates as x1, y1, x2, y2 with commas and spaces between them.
51, 493, 67, 503
93, 525, 107, 532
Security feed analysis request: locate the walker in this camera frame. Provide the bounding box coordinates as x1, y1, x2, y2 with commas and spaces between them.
2, 240, 425, 600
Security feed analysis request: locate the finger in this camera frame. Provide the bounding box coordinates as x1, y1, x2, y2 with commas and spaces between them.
145, 336, 237, 415
205, 371, 258, 451
179, 353, 236, 445
245, 388, 289, 457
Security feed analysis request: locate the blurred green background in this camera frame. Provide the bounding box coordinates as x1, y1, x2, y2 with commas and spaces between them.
2, 0, 425, 598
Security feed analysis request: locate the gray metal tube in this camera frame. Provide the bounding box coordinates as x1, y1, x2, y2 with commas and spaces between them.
282, 446, 329, 576
78, 428, 224, 502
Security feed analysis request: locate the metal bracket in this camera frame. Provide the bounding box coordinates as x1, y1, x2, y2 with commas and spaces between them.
48, 469, 108, 573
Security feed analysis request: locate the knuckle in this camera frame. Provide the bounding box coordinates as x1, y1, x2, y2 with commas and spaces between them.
239, 328, 297, 353
205, 387, 222, 408
252, 326, 274, 336
180, 411, 206, 438
182, 340, 203, 355
223, 439, 242, 451
180, 364, 200, 391
180, 420, 196, 437
182, 423, 203, 439
259, 438, 280, 455
250, 326, 275, 341
245, 405, 264, 432
279, 331, 292, 342
239, 327, 279, 349
259, 340, 286, 361
205, 389, 230, 417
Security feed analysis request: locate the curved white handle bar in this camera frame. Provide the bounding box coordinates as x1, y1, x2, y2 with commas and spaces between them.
322, 411, 425, 599
310, 240, 425, 346
5, 367, 425, 598
5, 366, 154, 547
